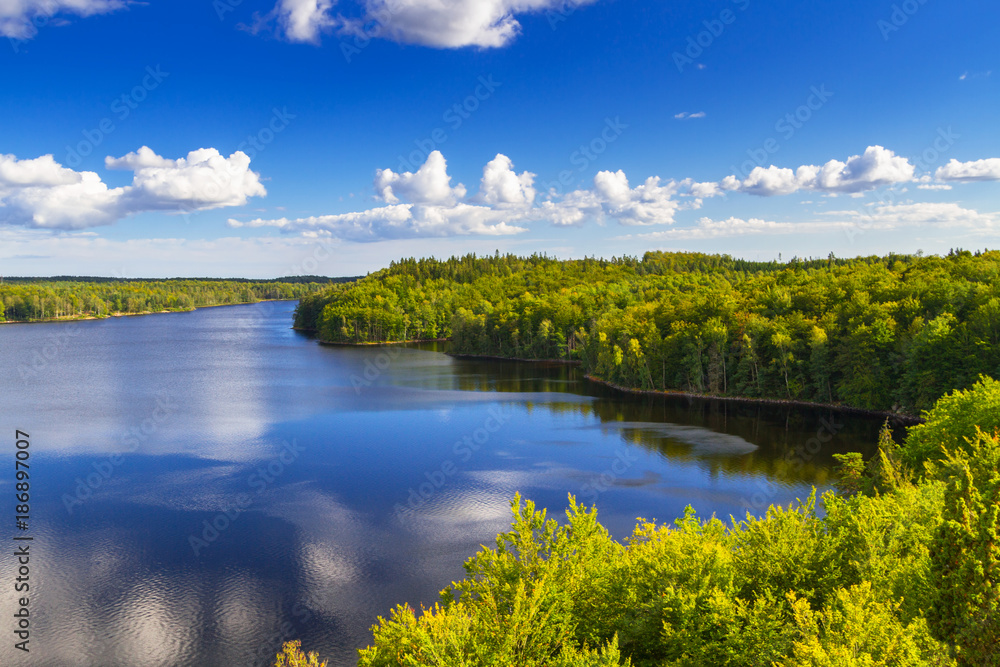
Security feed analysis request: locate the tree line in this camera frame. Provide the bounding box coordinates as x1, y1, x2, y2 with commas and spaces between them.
294, 250, 1000, 415
0, 277, 346, 323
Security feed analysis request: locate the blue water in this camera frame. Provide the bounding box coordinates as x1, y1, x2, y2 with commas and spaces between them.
0, 301, 881, 666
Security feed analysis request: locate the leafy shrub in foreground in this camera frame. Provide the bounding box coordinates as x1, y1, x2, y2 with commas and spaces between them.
356, 490, 953, 666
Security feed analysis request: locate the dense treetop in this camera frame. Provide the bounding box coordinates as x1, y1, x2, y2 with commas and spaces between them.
0, 277, 353, 323
294, 250, 1000, 415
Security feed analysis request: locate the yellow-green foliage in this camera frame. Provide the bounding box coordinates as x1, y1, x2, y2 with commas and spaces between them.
782, 584, 950, 666
297, 250, 1000, 413
0, 277, 330, 322
903, 376, 1000, 469
928, 430, 1000, 666
357, 488, 952, 666
273, 640, 327, 667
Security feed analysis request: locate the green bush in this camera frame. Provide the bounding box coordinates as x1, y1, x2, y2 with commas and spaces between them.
356, 490, 955, 666
903, 376, 1000, 470
273, 640, 327, 667
928, 430, 1000, 666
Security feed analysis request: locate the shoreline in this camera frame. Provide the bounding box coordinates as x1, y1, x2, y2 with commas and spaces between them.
411, 344, 924, 425
0, 298, 300, 325
304, 340, 924, 424
316, 337, 450, 346
447, 352, 582, 365
583, 374, 924, 426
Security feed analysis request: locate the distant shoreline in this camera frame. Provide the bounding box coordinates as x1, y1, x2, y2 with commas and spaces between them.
0, 298, 299, 326
441, 347, 923, 425
584, 374, 923, 425
314, 337, 449, 346
447, 352, 582, 365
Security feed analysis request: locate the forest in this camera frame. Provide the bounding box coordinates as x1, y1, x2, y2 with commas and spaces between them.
0, 276, 347, 323
294, 250, 1000, 416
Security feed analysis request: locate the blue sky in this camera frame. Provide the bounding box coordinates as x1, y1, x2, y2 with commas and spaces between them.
1, 0, 998, 277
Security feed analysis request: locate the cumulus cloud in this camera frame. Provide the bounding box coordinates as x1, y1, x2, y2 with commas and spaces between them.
935, 158, 1000, 182
248, 0, 337, 44
233, 151, 531, 241
260, 0, 598, 47
375, 150, 466, 205
725, 146, 916, 196
0, 0, 128, 39
0, 147, 265, 229
230, 204, 526, 242
591, 171, 683, 225
238, 150, 708, 242
475, 154, 536, 207
229, 144, 1000, 243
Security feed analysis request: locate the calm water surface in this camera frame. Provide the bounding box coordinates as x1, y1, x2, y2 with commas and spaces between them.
0, 301, 884, 666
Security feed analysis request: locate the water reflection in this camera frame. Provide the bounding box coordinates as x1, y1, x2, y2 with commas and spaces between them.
0, 302, 885, 666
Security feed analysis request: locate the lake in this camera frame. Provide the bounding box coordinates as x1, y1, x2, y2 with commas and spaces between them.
0, 301, 884, 666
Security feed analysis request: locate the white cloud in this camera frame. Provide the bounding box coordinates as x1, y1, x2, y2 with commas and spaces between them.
0, 147, 265, 229
213, 145, 1000, 243
533, 170, 690, 228
620, 201, 1000, 242
674, 111, 706, 120
229, 204, 527, 242
233, 151, 530, 241
935, 158, 1000, 182
255, 0, 337, 43
262, 0, 598, 47
725, 146, 916, 196
736, 166, 804, 197
591, 171, 682, 225
475, 154, 536, 207
374, 150, 466, 205
0, 0, 128, 39
836, 201, 1000, 229
620, 217, 846, 241
235, 151, 690, 241
917, 183, 953, 191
